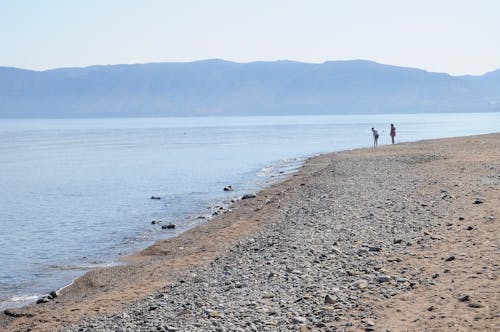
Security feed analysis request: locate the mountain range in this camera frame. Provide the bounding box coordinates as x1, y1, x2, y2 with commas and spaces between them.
1, 59, 499, 118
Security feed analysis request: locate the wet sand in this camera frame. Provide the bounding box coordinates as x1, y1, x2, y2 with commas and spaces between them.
1, 133, 498, 331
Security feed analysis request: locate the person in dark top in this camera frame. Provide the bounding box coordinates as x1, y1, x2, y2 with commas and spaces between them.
390, 124, 396, 144
371, 127, 379, 147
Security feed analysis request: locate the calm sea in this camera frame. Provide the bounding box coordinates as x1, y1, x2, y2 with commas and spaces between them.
0, 113, 498, 309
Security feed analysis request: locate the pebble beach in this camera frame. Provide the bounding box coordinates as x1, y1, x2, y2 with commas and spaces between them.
1, 133, 498, 332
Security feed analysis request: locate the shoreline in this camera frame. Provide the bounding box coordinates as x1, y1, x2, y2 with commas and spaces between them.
1, 133, 498, 331
0, 154, 305, 312
1, 112, 499, 314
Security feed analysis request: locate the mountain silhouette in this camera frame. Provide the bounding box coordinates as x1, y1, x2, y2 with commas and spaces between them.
1, 60, 499, 118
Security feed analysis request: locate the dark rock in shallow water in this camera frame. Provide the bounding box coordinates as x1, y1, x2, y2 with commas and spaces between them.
223, 185, 233, 191
242, 193, 256, 200
162, 223, 176, 229
151, 220, 161, 225
150, 196, 161, 200
36, 296, 50, 304
49, 291, 58, 299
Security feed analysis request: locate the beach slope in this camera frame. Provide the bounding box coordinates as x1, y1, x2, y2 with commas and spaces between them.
1, 133, 499, 331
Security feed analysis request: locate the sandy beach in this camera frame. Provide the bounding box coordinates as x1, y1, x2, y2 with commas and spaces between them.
1, 133, 498, 332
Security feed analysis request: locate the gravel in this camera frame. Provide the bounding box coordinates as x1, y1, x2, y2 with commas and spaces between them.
66, 148, 479, 331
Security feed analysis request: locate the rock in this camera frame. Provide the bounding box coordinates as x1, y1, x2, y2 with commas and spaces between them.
299, 325, 310, 332
36, 296, 50, 304
393, 238, 403, 244
262, 292, 274, 299
223, 185, 233, 191
427, 306, 435, 311
324, 294, 336, 304
468, 303, 484, 308
205, 309, 221, 318
150, 196, 161, 200
357, 248, 369, 255
49, 290, 58, 299
473, 198, 484, 204
458, 294, 471, 302
292, 316, 307, 324
466, 225, 474, 230
353, 279, 369, 289
445, 256, 455, 262
162, 223, 176, 229
458, 216, 465, 221
377, 275, 391, 283
3, 309, 34, 318
331, 247, 341, 255
242, 193, 256, 200
369, 246, 382, 252
151, 220, 161, 224
248, 323, 258, 331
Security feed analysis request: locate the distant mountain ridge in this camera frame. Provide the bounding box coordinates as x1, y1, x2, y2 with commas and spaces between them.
1, 59, 499, 118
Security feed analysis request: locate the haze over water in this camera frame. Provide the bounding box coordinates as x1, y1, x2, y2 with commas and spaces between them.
0, 112, 498, 309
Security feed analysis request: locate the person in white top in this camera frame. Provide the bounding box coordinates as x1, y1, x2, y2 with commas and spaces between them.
371, 127, 379, 147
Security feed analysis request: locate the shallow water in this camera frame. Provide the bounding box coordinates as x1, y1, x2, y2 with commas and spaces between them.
0, 113, 498, 309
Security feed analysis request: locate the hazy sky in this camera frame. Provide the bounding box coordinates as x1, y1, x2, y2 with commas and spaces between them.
1, 0, 499, 75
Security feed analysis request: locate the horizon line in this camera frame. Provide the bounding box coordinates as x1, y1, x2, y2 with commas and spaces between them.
2, 58, 499, 77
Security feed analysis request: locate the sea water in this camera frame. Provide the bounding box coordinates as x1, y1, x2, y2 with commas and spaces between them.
0, 113, 498, 309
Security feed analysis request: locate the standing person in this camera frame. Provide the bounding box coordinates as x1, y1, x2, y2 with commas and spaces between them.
390, 123, 396, 144
371, 127, 379, 148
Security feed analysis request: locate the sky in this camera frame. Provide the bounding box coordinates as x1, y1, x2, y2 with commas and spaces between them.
1, 0, 499, 75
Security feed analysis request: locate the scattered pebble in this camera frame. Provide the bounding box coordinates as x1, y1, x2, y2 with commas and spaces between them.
63, 141, 498, 332
459, 294, 471, 302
